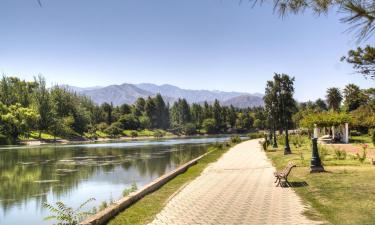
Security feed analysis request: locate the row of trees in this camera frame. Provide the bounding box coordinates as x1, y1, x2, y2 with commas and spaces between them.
0, 75, 268, 144
263, 74, 374, 147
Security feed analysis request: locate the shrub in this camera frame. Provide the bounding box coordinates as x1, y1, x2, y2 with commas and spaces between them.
230, 135, 242, 144
118, 114, 140, 130
182, 123, 197, 135
130, 131, 138, 138
153, 130, 164, 138
248, 132, 263, 140
96, 122, 109, 132
357, 144, 369, 163
334, 148, 347, 160
202, 118, 217, 134
104, 122, 123, 138
122, 182, 138, 197
43, 198, 95, 225
99, 201, 108, 211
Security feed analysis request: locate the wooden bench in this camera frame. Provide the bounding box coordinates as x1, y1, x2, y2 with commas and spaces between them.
274, 162, 296, 187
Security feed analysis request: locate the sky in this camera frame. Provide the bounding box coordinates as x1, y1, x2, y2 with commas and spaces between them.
0, 0, 373, 101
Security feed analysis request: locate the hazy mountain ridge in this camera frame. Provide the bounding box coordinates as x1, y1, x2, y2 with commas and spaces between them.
65, 83, 264, 108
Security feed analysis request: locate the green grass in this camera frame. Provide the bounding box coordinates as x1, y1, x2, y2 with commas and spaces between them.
266, 135, 375, 225
107, 144, 232, 225
350, 134, 374, 148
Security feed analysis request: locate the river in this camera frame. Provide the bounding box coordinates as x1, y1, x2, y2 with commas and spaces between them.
0, 136, 234, 225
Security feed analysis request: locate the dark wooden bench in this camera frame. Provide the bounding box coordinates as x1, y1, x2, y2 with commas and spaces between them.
274, 162, 296, 187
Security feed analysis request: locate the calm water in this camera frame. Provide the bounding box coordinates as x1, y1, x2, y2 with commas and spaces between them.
0, 136, 232, 225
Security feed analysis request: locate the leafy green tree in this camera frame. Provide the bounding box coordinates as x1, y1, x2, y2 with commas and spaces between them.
342, 45, 375, 80
343, 83, 368, 111
33, 75, 53, 138
182, 123, 197, 135
212, 99, 222, 130
326, 87, 343, 112
315, 98, 328, 111
102, 102, 113, 125
202, 118, 217, 134
118, 114, 140, 130
133, 97, 146, 117
104, 122, 123, 138
191, 103, 204, 128
1, 103, 38, 139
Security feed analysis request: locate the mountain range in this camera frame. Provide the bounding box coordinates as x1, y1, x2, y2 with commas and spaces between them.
64, 83, 264, 108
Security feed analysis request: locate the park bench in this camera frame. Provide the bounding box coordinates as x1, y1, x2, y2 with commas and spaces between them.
274, 162, 296, 187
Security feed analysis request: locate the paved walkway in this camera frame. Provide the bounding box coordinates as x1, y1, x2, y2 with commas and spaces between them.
149, 140, 318, 225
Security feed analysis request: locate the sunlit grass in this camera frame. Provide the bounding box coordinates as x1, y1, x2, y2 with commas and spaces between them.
266, 135, 375, 225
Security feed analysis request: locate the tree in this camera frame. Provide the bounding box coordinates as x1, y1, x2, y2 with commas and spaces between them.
133, 97, 146, 117
343, 83, 368, 111
212, 99, 222, 130
1, 103, 38, 139
202, 118, 217, 134
315, 98, 328, 111
118, 114, 140, 130
33, 75, 53, 137
102, 102, 113, 125
342, 46, 375, 80
326, 87, 343, 112
105, 122, 123, 138
250, 0, 375, 79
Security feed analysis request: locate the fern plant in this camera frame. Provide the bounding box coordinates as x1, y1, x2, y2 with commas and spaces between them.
43, 198, 95, 225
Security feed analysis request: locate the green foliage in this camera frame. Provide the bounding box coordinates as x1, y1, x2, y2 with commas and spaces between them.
122, 182, 138, 197
202, 118, 217, 134
230, 135, 242, 144
326, 87, 343, 112
334, 149, 347, 160
153, 130, 164, 138
357, 147, 367, 163
182, 123, 197, 135
99, 201, 108, 211
300, 111, 352, 128
248, 132, 264, 140
130, 131, 138, 138
43, 198, 95, 225
104, 122, 123, 138
342, 45, 375, 79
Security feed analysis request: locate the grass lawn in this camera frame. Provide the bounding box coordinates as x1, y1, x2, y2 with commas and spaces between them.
266, 135, 375, 225
107, 143, 232, 225
350, 134, 375, 148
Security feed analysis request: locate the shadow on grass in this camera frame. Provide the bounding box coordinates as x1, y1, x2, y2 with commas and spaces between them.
281, 181, 309, 188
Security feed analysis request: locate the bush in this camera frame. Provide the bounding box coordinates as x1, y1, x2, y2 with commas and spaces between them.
118, 114, 140, 130
334, 149, 347, 160
202, 118, 217, 134
96, 122, 109, 132
230, 135, 242, 144
130, 131, 138, 138
104, 122, 123, 138
122, 182, 138, 197
248, 132, 263, 140
153, 130, 164, 138
182, 123, 197, 135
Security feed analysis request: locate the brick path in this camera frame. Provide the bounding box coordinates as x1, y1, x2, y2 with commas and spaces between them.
149, 140, 318, 225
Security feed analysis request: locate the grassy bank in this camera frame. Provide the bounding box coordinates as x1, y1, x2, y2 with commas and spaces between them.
266, 135, 375, 225
107, 142, 234, 225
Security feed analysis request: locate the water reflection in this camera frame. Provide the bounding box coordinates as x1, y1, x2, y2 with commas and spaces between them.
0, 136, 228, 225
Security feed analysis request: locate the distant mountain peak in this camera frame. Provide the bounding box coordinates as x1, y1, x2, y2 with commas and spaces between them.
65, 82, 264, 108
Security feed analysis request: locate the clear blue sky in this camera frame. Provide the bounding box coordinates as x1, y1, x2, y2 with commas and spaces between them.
0, 0, 373, 101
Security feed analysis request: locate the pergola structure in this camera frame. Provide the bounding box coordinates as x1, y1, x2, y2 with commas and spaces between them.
301, 112, 352, 144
